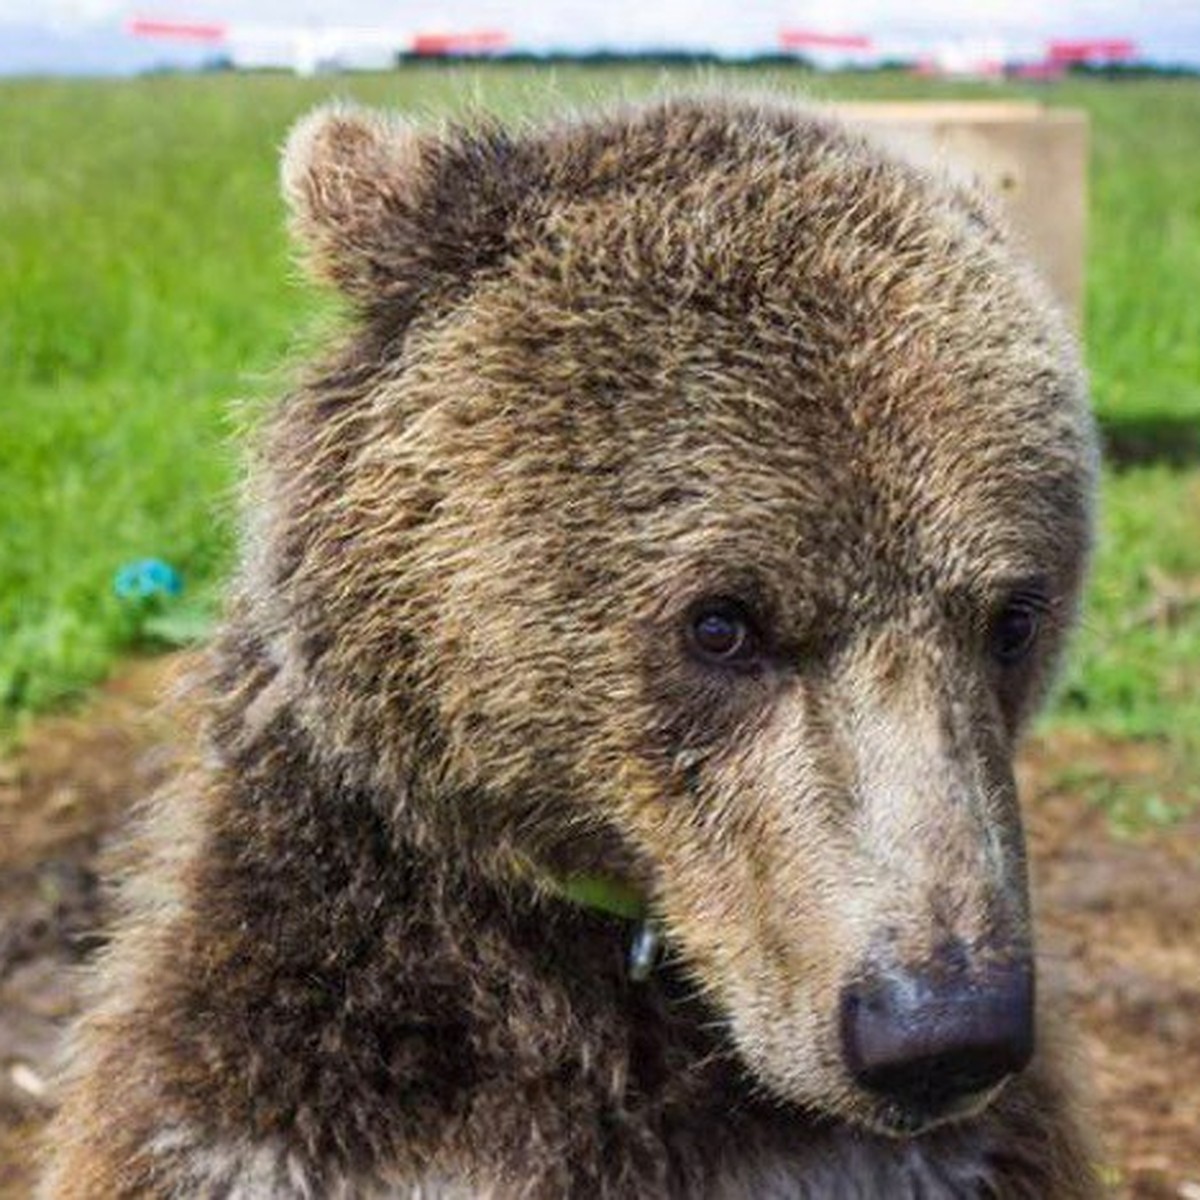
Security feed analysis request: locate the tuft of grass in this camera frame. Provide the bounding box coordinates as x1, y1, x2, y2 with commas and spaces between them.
1048, 760, 1198, 839
1, 68, 1198, 780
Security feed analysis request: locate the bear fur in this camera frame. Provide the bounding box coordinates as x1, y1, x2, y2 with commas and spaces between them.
41, 94, 1100, 1197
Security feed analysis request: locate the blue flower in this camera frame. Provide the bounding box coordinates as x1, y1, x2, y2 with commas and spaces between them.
113, 558, 183, 601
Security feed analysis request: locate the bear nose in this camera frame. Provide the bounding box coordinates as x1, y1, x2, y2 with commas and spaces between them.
839, 955, 1034, 1114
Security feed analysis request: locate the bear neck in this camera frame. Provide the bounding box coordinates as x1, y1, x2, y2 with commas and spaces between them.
200, 624, 728, 1066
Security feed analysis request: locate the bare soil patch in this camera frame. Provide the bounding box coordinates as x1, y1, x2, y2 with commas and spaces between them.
1, 657, 1198, 1197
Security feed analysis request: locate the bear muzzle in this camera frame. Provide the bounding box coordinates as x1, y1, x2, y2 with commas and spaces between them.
839, 947, 1035, 1132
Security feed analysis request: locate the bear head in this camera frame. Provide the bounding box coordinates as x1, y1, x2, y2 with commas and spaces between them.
251, 95, 1096, 1136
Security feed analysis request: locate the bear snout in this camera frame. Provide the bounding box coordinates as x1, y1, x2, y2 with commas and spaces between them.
838, 950, 1035, 1128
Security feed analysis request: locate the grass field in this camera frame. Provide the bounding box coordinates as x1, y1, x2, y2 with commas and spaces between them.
2, 67, 1198, 774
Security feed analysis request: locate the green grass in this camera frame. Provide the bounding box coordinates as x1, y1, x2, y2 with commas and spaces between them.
1056, 466, 1200, 743
1, 67, 1198, 759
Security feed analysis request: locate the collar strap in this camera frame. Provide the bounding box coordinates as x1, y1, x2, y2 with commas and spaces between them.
544, 871, 649, 922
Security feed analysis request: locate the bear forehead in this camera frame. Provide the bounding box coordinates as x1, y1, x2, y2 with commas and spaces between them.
401, 259, 1085, 607
399, 309, 1086, 628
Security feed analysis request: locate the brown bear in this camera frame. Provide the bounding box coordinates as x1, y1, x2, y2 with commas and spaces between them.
41, 94, 1100, 1197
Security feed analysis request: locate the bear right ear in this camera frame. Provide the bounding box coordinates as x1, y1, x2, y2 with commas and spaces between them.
281, 103, 433, 304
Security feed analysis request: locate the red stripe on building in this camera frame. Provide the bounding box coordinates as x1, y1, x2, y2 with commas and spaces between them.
779, 30, 873, 51
127, 17, 228, 42
411, 30, 508, 56
1047, 38, 1136, 62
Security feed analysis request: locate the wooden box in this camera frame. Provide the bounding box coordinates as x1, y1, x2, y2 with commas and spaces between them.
835, 102, 1089, 321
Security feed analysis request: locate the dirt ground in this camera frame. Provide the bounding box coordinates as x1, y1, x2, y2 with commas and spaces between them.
1, 656, 1198, 1198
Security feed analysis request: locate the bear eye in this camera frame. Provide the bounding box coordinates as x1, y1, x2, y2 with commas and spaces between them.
989, 595, 1044, 666
686, 600, 760, 667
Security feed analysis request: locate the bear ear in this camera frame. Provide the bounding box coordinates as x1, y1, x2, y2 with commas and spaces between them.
281, 103, 430, 301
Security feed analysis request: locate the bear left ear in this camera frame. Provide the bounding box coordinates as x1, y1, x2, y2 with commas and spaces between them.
281, 103, 534, 313
281, 103, 428, 301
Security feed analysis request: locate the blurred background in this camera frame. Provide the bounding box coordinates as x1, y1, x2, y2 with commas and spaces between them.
0, 2, 1197, 1196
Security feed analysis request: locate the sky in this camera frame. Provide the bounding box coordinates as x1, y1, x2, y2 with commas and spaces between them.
2, 0, 1200, 74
